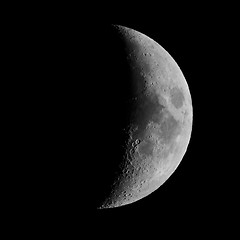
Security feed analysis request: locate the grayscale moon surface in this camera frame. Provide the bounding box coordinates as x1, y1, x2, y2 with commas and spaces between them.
94, 25, 193, 209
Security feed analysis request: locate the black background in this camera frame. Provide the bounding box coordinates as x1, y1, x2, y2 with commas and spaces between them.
6, 16, 236, 231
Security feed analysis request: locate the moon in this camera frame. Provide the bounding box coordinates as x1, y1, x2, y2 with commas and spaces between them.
94, 25, 193, 209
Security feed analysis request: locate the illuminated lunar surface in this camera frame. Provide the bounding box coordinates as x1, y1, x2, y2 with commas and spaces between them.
96, 25, 193, 209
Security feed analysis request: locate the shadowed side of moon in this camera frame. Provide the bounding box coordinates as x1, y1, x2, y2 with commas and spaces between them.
93, 26, 192, 209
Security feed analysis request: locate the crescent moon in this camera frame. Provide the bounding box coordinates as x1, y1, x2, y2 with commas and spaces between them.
98, 25, 193, 209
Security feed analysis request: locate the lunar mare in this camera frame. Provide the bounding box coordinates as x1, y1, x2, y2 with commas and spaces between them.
98, 25, 192, 209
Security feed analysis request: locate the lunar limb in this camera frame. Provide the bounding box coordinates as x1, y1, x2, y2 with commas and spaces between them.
98, 26, 192, 209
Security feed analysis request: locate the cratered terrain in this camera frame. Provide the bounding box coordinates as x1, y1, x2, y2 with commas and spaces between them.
90, 25, 193, 209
